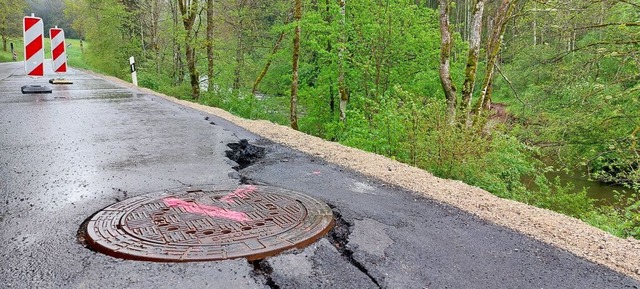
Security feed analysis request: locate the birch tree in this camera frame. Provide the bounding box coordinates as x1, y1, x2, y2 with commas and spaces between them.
338, 0, 348, 122
206, 0, 214, 84
461, 0, 485, 112
476, 0, 517, 112
438, 0, 457, 122
438, 0, 518, 122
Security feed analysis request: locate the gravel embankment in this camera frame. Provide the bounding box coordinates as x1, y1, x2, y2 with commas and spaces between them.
93, 70, 640, 281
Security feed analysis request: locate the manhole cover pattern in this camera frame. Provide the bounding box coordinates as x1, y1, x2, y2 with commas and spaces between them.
84, 185, 334, 262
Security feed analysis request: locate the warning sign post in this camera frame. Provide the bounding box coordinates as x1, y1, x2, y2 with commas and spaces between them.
49, 26, 72, 85
21, 14, 51, 94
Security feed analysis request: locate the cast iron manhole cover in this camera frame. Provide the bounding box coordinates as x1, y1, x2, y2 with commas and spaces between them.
82, 185, 334, 262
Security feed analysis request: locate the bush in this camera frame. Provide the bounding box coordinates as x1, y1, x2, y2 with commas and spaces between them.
138, 72, 166, 90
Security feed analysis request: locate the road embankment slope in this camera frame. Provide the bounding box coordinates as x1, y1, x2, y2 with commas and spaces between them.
90, 70, 640, 281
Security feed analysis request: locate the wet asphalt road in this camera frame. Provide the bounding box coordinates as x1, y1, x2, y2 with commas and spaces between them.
0, 62, 639, 289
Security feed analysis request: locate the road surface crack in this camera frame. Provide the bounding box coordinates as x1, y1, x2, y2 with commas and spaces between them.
250, 259, 280, 289
327, 207, 381, 288
238, 174, 268, 186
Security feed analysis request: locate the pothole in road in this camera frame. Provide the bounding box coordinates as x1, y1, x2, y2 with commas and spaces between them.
78, 185, 334, 262
226, 139, 265, 170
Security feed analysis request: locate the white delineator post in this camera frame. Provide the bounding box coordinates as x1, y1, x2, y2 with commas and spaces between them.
49, 26, 67, 74
23, 14, 45, 77
129, 56, 138, 86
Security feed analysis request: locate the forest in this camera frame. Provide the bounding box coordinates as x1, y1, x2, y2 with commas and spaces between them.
1, 0, 639, 239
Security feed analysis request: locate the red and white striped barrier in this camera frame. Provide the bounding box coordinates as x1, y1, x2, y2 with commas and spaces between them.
49, 27, 67, 73
23, 15, 45, 77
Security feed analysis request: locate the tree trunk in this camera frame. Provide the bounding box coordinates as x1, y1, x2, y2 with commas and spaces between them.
1, 17, 4, 51
207, 0, 214, 85
532, 2, 537, 46
326, 0, 335, 114
253, 12, 293, 95
140, 18, 145, 57
1, 18, 7, 52
186, 44, 200, 99
170, 0, 183, 85
461, 0, 485, 114
233, 10, 244, 92
438, 0, 457, 122
252, 30, 286, 95
290, 0, 302, 130
151, 0, 161, 74
178, 0, 200, 100
476, 0, 516, 113
234, 33, 243, 90
338, 0, 348, 122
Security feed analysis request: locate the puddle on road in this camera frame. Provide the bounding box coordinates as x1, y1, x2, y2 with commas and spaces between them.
0, 90, 138, 104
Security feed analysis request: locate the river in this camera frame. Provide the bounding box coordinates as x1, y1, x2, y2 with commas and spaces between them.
543, 169, 633, 207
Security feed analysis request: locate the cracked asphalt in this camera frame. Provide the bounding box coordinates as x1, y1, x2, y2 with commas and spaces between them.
1, 62, 639, 288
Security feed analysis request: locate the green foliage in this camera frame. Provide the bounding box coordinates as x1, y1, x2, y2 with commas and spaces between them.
323, 84, 601, 222
64, 38, 89, 69
610, 191, 640, 238
588, 191, 640, 239
158, 81, 191, 100
327, 91, 409, 158
65, 0, 140, 78
198, 89, 290, 126
59, 0, 639, 238
138, 71, 164, 91
0, 37, 22, 62
0, 0, 27, 50
488, 0, 640, 236
496, 1, 640, 190
528, 177, 596, 218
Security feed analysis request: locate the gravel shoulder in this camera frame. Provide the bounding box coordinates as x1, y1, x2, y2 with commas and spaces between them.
91, 71, 640, 281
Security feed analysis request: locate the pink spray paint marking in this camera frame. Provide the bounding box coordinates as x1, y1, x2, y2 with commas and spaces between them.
162, 198, 250, 222
220, 185, 257, 204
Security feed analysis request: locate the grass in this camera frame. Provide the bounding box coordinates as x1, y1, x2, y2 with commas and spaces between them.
0, 37, 89, 69
0, 37, 24, 62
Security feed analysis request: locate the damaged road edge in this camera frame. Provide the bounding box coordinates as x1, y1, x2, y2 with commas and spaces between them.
226, 139, 266, 171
